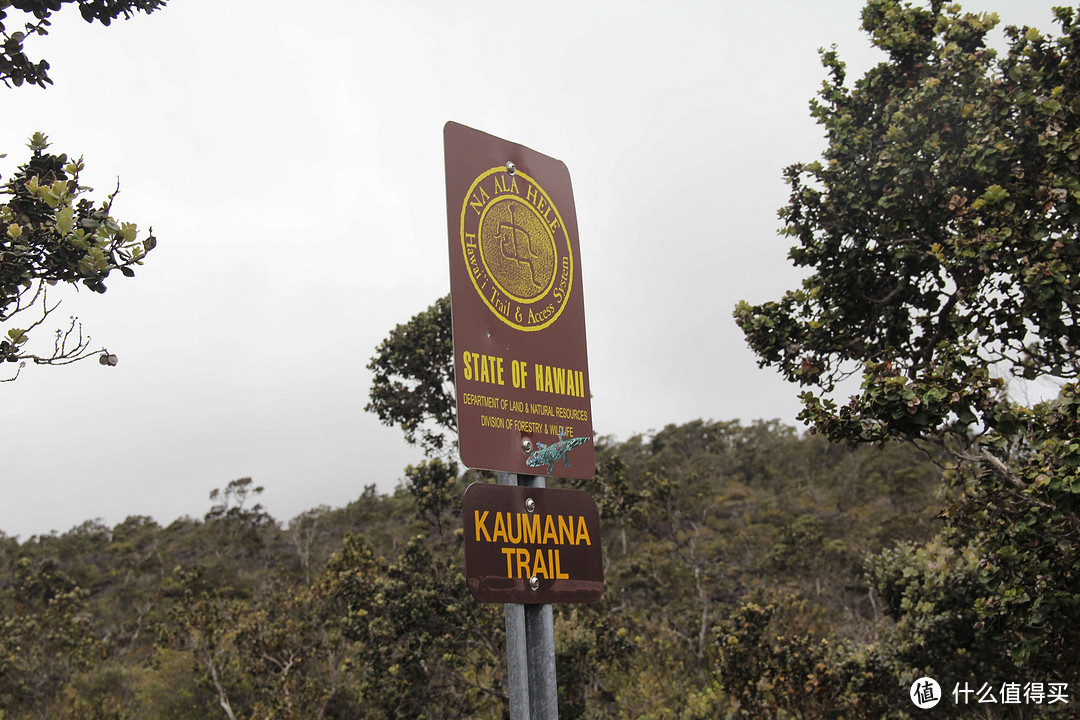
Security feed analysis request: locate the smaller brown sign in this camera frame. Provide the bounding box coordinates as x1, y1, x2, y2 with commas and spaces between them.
462, 483, 603, 604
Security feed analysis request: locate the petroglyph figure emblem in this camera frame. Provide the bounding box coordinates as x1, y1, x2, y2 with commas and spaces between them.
460, 167, 573, 331
483, 199, 555, 300
495, 203, 545, 289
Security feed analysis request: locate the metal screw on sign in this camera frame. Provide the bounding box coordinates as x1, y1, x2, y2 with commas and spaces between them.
521, 437, 533, 454
529, 576, 540, 591
525, 497, 536, 513
506, 160, 516, 175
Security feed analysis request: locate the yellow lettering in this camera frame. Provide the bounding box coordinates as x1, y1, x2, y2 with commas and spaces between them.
526, 183, 538, 206
522, 513, 541, 544
555, 549, 569, 579
502, 547, 515, 577
516, 548, 531, 579
558, 515, 575, 545
523, 361, 586, 396
492, 512, 507, 543
553, 367, 565, 395
532, 547, 548, 579
543, 515, 558, 544
576, 515, 592, 546
470, 186, 491, 216
463, 352, 508, 386
507, 512, 522, 544
512, 359, 529, 389
475, 511, 491, 543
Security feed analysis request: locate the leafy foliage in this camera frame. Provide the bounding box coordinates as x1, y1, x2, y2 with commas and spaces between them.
366, 295, 457, 456
735, 0, 1080, 689
0, 133, 156, 378
0, 0, 168, 88
0, 557, 95, 716
736, 1, 1080, 402
0, 421, 980, 718
2, 0, 163, 379
713, 594, 897, 720
4, 1, 1077, 714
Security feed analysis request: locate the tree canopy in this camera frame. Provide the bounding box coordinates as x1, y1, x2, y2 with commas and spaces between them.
0, 0, 168, 88
736, 0, 1080, 677
0, 420, 965, 719
365, 295, 457, 457
1, 132, 155, 378
1, 0, 165, 378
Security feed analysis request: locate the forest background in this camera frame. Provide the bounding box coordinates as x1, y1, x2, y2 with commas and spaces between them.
3, 0, 1080, 718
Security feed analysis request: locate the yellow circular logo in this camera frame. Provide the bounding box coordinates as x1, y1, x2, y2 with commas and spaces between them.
460, 167, 573, 331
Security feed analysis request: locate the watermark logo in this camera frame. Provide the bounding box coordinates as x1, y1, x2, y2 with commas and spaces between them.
953, 681, 1069, 705
911, 677, 942, 709
909, 678, 1070, 708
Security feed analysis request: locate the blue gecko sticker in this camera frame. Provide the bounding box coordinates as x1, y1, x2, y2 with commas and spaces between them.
525, 430, 591, 474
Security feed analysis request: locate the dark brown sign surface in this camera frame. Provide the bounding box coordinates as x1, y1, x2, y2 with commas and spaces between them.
444, 122, 594, 479
462, 482, 603, 604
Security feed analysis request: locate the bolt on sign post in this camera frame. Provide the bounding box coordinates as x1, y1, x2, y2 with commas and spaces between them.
445, 122, 600, 720
444, 121, 594, 480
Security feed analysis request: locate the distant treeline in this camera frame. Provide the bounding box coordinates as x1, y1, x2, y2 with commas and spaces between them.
0, 420, 1069, 718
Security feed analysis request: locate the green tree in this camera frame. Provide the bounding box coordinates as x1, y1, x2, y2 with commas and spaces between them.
160, 565, 250, 720
735, 0, 1080, 678
322, 532, 503, 719
366, 295, 457, 457
0, 417, 958, 718
203, 478, 279, 574
713, 593, 900, 720
1, 133, 156, 379
231, 584, 355, 720
0, 0, 168, 88
0, 557, 97, 717
403, 457, 459, 539
2, 0, 165, 379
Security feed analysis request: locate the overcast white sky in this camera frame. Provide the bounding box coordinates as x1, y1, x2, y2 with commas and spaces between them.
0, 0, 1057, 539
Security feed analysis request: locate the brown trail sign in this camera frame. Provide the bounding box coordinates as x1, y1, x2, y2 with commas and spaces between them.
444, 121, 594, 480
446, 123, 599, 720
462, 482, 603, 605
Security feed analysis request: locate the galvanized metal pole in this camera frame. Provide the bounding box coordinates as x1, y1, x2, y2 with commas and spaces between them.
521, 474, 559, 719
497, 472, 560, 720
498, 472, 530, 720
